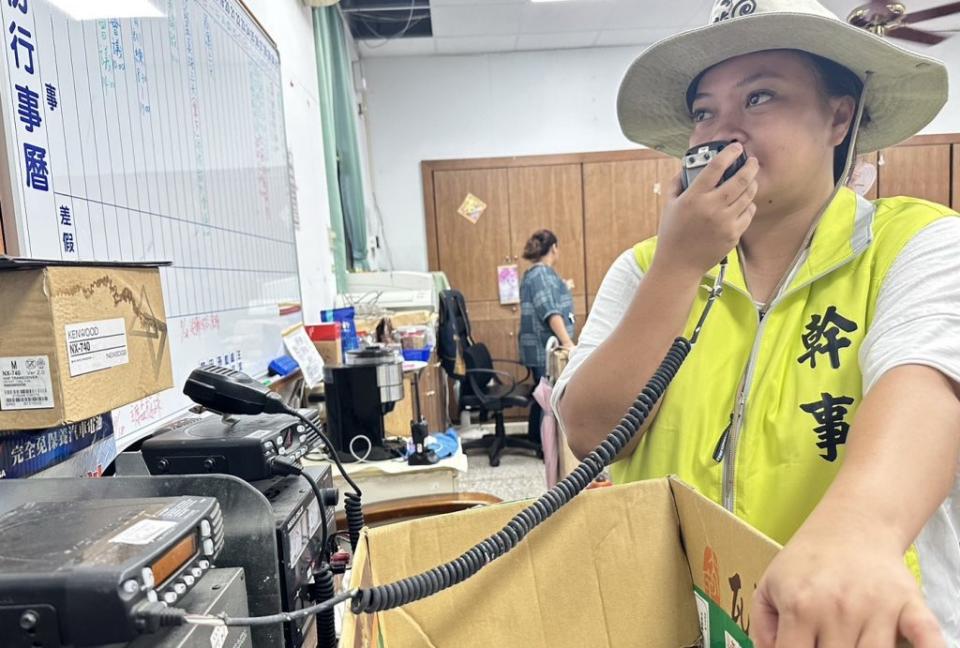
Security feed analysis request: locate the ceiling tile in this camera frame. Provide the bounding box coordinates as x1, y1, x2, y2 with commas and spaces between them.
431, 3, 524, 37
358, 36, 438, 58
434, 34, 519, 54
516, 30, 599, 50
595, 26, 682, 46
519, 0, 615, 33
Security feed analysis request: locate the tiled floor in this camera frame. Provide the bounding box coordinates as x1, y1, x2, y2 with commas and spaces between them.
456, 421, 547, 503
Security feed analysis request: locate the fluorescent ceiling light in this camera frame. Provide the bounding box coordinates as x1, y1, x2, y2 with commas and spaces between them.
48, 0, 165, 21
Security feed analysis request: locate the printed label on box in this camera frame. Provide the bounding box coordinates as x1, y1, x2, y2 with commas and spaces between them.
694, 586, 754, 648
65, 318, 129, 377
109, 519, 177, 545
0, 355, 55, 410
695, 590, 711, 648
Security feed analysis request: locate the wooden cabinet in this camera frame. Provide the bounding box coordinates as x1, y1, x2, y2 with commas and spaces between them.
433, 168, 511, 302
583, 157, 676, 303
507, 164, 585, 296
877, 144, 951, 204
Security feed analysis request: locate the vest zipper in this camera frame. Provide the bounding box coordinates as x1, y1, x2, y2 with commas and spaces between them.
718, 254, 865, 512
712, 414, 733, 462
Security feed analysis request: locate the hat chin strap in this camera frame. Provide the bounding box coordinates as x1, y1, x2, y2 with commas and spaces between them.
837, 71, 872, 189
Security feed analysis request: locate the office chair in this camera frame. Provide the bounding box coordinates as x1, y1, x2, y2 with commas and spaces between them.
438, 288, 541, 466
458, 342, 543, 467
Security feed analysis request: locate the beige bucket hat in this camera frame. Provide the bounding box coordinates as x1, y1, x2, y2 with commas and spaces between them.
617, 0, 948, 158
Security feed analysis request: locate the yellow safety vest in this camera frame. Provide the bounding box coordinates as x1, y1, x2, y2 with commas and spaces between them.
613, 187, 957, 548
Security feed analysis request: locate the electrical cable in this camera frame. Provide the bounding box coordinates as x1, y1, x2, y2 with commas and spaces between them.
164, 264, 728, 628
348, 264, 728, 615
281, 407, 366, 552
268, 457, 331, 564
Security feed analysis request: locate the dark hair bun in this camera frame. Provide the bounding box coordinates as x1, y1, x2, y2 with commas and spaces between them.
522, 229, 558, 262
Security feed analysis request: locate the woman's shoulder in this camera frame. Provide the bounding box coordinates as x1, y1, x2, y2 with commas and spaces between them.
871, 195, 959, 246
873, 195, 957, 222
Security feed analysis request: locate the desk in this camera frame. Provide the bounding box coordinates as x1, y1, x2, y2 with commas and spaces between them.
301, 444, 468, 511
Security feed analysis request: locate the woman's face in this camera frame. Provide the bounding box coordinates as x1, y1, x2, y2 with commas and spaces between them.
688, 50, 855, 216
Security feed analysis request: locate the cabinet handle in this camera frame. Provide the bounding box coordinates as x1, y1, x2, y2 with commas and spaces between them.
508, 332, 514, 337
504, 255, 509, 262
512, 306, 518, 313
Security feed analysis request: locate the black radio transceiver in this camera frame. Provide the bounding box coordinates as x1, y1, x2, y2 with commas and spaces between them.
141, 411, 322, 481
0, 496, 224, 647
253, 464, 338, 648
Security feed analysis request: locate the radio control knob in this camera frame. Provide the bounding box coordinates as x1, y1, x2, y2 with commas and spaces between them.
122, 580, 140, 594
198, 560, 210, 570
191, 567, 203, 579
146, 590, 159, 603
173, 583, 187, 595
202, 539, 215, 556
200, 520, 212, 537
276, 436, 284, 446
141, 567, 155, 589
163, 592, 178, 605
182, 575, 195, 587
296, 425, 305, 433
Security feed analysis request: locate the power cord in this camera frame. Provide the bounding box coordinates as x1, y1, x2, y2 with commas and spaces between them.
268, 456, 330, 564
171, 266, 725, 629
280, 407, 366, 552
143, 338, 693, 630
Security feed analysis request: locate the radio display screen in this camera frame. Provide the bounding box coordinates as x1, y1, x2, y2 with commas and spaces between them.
151, 533, 198, 586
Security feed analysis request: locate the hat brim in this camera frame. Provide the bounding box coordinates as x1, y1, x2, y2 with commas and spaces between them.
617, 12, 948, 158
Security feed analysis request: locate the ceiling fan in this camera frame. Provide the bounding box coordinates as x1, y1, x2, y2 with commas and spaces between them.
846, 1, 960, 44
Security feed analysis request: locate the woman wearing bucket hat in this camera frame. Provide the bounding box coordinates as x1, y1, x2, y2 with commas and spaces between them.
554, 0, 960, 646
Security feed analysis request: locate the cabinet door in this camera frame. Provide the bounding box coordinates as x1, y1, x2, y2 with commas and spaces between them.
877, 144, 951, 205
583, 158, 665, 297
434, 168, 511, 302
507, 164, 585, 295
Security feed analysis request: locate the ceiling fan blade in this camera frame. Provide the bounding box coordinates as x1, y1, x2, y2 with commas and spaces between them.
887, 25, 948, 44
901, 1, 960, 24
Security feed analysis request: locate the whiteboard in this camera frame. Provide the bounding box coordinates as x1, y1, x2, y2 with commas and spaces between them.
0, 0, 302, 446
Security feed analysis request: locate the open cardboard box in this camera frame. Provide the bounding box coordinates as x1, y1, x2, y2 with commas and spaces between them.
343, 477, 781, 647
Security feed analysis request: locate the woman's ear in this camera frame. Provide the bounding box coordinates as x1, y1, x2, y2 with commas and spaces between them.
829, 95, 857, 147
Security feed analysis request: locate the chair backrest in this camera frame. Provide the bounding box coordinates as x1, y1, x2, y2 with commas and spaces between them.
460, 342, 495, 399
437, 289, 473, 378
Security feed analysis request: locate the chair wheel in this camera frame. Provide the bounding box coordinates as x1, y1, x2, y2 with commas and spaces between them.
490, 457, 500, 467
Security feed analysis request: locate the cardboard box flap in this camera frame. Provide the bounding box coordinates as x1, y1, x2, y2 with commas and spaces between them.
346, 479, 701, 648
670, 477, 781, 641
0, 256, 171, 270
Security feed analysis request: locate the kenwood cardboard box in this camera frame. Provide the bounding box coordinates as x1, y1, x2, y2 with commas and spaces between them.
344, 477, 781, 648
0, 257, 173, 430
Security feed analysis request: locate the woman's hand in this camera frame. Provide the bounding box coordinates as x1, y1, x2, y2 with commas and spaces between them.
652, 142, 759, 280
750, 509, 945, 648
